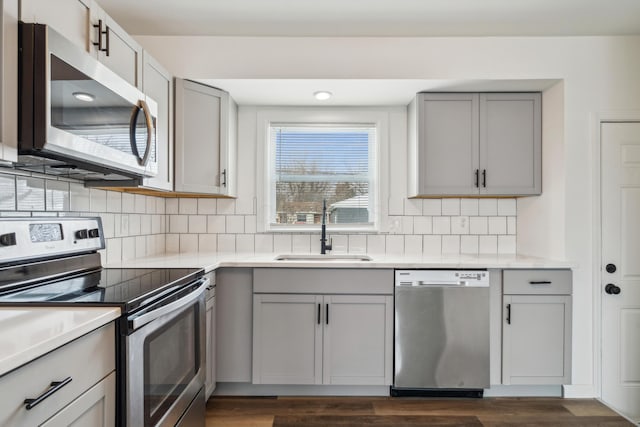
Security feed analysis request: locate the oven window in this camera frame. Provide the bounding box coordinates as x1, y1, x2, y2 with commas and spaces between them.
144, 306, 199, 426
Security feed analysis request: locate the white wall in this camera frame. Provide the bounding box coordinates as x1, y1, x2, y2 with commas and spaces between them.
136, 34, 640, 395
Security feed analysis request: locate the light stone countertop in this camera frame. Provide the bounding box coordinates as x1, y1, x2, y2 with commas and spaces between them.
0, 306, 120, 377
106, 252, 572, 272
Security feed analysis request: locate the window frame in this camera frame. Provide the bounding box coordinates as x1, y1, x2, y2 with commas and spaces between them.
256, 108, 390, 233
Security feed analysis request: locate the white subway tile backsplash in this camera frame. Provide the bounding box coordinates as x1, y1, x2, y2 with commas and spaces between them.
17, 176, 45, 211
470, 217, 488, 235
226, 216, 245, 234
433, 217, 451, 234
120, 214, 130, 236
507, 216, 517, 235
330, 235, 348, 253
498, 198, 517, 216
122, 236, 136, 261
129, 214, 141, 236
69, 183, 90, 212
0, 175, 16, 211
404, 235, 422, 255
189, 215, 207, 233
244, 216, 257, 234
106, 191, 121, 213
404, 198, 422, 216
166, 234, 180, 253
423, 199, 441, 216
366, 235, 386, 254
146, 197, 156, 214
292, 234, 311, 253
386, 235, 404, 254
413, 216, 433, 234
348, 235, 367, 254
105, 238, 122, 264
235, 198, 255, 215
198, 199, 217, 215
156, 198, 166, 215
151, 215, 162, 234
179, 198, 198, 215
423, 235, 442, 255
89, 189, 107, 212
401, 216, 414, 234
217, 199, 235, 215
488, 217, 507, 235
208, 215, 225, 233
180, 234, 199, 253
479, 235, 498, 254
140, 216, 152, 235
451, 216, 469, 235
134, 195, 147, 214
460, 235, 479, 254
236, 234, 255, 252
121, 193, 135, 213
460, 199, 479, 216
165, 198, 179, 214
273, 234, 292, 253
387, 216, 402, 234
45, 180, 69, 211
255, 234, 274, 252
479, 198, 498, 216
102, 213, 115, 238
199, 234, 217, 252
135, 236, 147, 258
498, 235, 517, 254
442, 198, 460, 216
218, 234, 236, 252
442, 235, 460, 254
388, 196, 404, 215
170, 215, 188, 233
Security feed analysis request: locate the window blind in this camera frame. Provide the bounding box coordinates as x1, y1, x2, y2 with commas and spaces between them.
271, 124, 375, 225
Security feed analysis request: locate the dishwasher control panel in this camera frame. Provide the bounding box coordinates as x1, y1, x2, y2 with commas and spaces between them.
395, 270, 489, 287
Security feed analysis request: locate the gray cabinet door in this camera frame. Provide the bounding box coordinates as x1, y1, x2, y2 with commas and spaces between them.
174, 79, 223, 194
418, 93, 479, 195
480, 93, 541, 195
141, 52, 173, 191
502, 295, 572, 385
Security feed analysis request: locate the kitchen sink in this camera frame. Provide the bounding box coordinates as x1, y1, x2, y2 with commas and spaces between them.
274, 254, 373, 262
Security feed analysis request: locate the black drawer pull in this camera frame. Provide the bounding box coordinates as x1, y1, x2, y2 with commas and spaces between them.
506, 304, 511, 325
24, 377, 72, 410
326, 304, 329, 325
529, 281, 552, 285
317, 303, 321, 325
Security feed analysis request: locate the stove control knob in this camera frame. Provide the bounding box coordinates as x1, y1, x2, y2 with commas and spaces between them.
88, 228, 100, 238
75, 229, 88, 239
0, 232, 16, 246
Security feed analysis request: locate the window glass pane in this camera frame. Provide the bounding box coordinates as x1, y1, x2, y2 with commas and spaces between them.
271, 125, 374, 226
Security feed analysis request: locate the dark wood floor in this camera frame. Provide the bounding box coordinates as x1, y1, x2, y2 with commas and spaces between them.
206, 396, 633, 426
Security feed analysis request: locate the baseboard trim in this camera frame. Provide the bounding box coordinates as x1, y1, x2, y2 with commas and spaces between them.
213, 382, 390, 396
563, 384, 596, 398
483, 385, 562, 397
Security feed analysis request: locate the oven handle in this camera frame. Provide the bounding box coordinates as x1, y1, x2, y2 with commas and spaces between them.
130, 277, 209, 330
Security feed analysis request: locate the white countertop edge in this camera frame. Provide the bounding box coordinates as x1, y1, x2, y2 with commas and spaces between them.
107, 252, 573, 272
0, 307, 121, 377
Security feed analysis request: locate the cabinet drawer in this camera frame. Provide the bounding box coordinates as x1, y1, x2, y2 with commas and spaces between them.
503, 269, 572, 295
254, 268, 393, 294
0, 323, 115, 427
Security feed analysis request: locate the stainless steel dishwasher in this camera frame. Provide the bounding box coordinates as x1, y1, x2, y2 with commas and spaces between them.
392, 270, 490, 397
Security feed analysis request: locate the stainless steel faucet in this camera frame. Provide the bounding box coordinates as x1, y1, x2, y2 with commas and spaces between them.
320, 199, 332, 254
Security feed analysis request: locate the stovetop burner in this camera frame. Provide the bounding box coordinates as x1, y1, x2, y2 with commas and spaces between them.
0, 267, 203, 314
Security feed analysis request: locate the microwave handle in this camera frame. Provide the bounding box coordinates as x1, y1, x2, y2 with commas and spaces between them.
129, 99, 153, 167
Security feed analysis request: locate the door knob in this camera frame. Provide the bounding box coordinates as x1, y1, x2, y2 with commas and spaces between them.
605, 264, 617, 273
605, 284, 621, 295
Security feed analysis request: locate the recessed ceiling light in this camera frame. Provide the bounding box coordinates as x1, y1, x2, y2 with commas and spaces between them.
313, 91, 332, 101
72, 92, 95, 102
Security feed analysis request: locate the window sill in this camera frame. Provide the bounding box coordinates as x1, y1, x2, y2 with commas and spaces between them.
264, 224, 378, 234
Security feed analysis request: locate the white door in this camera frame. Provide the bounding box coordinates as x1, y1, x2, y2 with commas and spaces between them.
601, 121, 640, 422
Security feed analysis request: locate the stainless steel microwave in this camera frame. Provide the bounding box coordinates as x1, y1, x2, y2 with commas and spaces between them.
18, 23, 158, 185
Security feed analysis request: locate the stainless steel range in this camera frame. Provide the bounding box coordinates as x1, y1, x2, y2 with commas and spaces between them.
0, 217, 206, 427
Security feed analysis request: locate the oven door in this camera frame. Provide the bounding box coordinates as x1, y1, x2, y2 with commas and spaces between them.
125, 277, 207, 427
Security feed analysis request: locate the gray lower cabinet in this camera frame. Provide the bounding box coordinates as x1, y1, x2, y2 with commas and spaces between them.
252, 268, 394, 386
408, 92, 541, 197
0, 323, 116, 426
502, 269, 572, 385
205, 272, 217, 398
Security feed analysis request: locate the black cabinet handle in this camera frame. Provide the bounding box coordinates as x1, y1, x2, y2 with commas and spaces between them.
475, 169, 479, 188
24, 377, 72, 410
221, 169, 227, 187
104, 25, 110, 56
529, 281, 552, 285
317, 303, 321, 324
506, 304, 511, 325
482, 169, 487, 187
326, 304, 329, 325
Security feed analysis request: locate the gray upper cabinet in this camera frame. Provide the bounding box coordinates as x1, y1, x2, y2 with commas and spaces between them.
0, 0, 18, 162
408, 92, 541, 197
175, 79, 237, 196
19, 0, 91, 51
141, 52, 173, 191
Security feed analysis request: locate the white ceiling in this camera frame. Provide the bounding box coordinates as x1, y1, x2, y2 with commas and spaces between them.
102, 0, 640, 37
99, 0, 637, 105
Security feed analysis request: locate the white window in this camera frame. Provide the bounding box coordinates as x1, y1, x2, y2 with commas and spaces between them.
256, 109, 389, 233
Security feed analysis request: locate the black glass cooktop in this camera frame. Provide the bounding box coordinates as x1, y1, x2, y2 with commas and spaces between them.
0, 267, 203, 314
